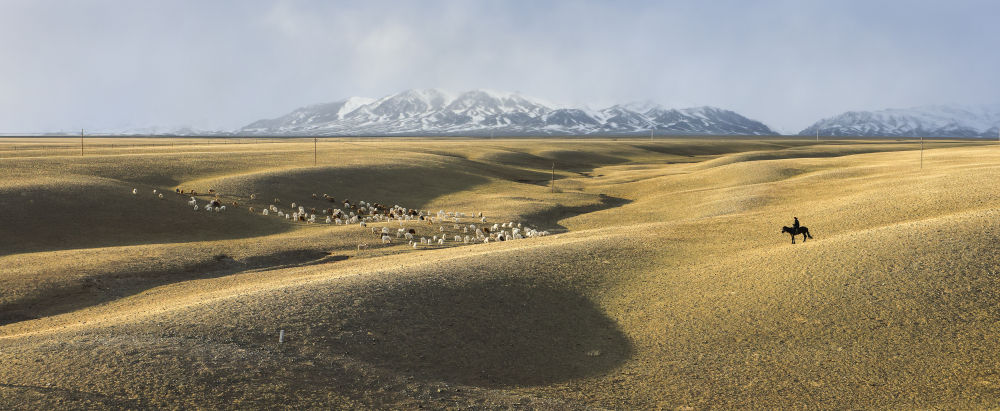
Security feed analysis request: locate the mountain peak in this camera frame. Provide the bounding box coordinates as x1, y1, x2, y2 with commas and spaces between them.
241, 89, 778, 136
800, 104, 1000, 137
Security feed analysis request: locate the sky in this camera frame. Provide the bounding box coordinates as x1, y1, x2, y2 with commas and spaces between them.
0, 0, 998, 134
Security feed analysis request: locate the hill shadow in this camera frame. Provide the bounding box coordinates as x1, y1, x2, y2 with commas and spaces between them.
0, 249, 345, 326
334, 277, 632, 387
521, 193, 632, 231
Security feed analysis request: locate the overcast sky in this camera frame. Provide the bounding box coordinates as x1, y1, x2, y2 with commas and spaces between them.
1, 0, 997, 133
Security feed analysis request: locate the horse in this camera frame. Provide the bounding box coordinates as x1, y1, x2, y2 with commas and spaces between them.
781, 226, 813, 244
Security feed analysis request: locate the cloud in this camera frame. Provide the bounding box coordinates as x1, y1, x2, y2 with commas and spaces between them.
0, 0, 997, 133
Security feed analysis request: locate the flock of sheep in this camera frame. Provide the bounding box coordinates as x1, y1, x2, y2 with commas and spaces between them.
132, 187, 550, 251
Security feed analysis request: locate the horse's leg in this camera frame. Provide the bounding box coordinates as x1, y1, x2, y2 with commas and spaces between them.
791, 233, 795, 244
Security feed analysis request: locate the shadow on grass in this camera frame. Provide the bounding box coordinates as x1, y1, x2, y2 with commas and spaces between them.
336, 277, 632, 387
521, 193, 632, 231
0, 249, 346, 326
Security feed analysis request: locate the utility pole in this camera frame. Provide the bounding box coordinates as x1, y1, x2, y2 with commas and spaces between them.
314, 137, 318, 166
80, 128, 84, 156
920, 136, 924, 169
650, 129, 654, 141
550, 162, 555, 193
816, 129, 819, 142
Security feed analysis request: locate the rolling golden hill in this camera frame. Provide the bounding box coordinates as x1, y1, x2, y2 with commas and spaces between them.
1, 137, 998, 409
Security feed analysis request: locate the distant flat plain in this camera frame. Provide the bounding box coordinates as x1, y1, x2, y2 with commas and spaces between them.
1, 137, 998, 409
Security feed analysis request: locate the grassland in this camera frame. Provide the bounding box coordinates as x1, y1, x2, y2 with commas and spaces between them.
1, 137, 998, 409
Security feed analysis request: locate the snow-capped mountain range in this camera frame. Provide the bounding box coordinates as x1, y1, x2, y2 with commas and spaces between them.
241, 89, 777, 136
800, 105, 1000, 138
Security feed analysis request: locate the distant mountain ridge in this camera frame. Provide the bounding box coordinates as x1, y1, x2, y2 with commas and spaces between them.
241, 89, 777, 136
799, 105, 1000, 138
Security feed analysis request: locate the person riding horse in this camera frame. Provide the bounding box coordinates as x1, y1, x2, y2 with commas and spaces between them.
782, 217, 812, 243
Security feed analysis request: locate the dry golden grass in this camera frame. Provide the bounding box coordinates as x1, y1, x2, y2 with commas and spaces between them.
1, 137, 999, 409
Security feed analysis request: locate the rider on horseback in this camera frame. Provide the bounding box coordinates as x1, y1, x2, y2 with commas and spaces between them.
792, 217, 800, 233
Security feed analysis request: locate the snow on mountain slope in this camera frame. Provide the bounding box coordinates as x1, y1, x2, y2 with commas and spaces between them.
241, 89, 777, 136
800, 105, 1000, 138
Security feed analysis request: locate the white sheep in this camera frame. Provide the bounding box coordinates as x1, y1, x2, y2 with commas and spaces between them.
454, 235, 461, 242
220, 206, 226, 211
193, 204, 199, 211
463, 235, 470, 243
437, 238, 444, 245
132, 188, 138, 195
325, 216, 332, 223
405, 232, 414, 240
360, 221, 367, 228
263, 209, 270, 216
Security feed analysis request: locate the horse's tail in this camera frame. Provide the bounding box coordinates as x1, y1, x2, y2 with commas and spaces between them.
805, 228, 813, 238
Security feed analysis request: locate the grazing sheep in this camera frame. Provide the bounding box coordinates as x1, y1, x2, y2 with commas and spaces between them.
250, 193, 257, 200
220, 206, 226, 211
437, 238, 444, 245
360, 221, 367, 228
381, 235, 391, 244
412, 242, 419, 249
325, 216, 332, 223
274, 198, 280, 204
193, 205, 199, 211
463, 235, 470, 243
152, 189, 157, 194
405, 232, 413, 240
131, 188, 138, 195
481, 216, 487, 223
357, 243, 368, 251
261, 208, 268, 215
454, 235, 461, 242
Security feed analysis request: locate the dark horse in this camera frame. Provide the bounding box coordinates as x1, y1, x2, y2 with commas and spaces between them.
781, 226, 813, 244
